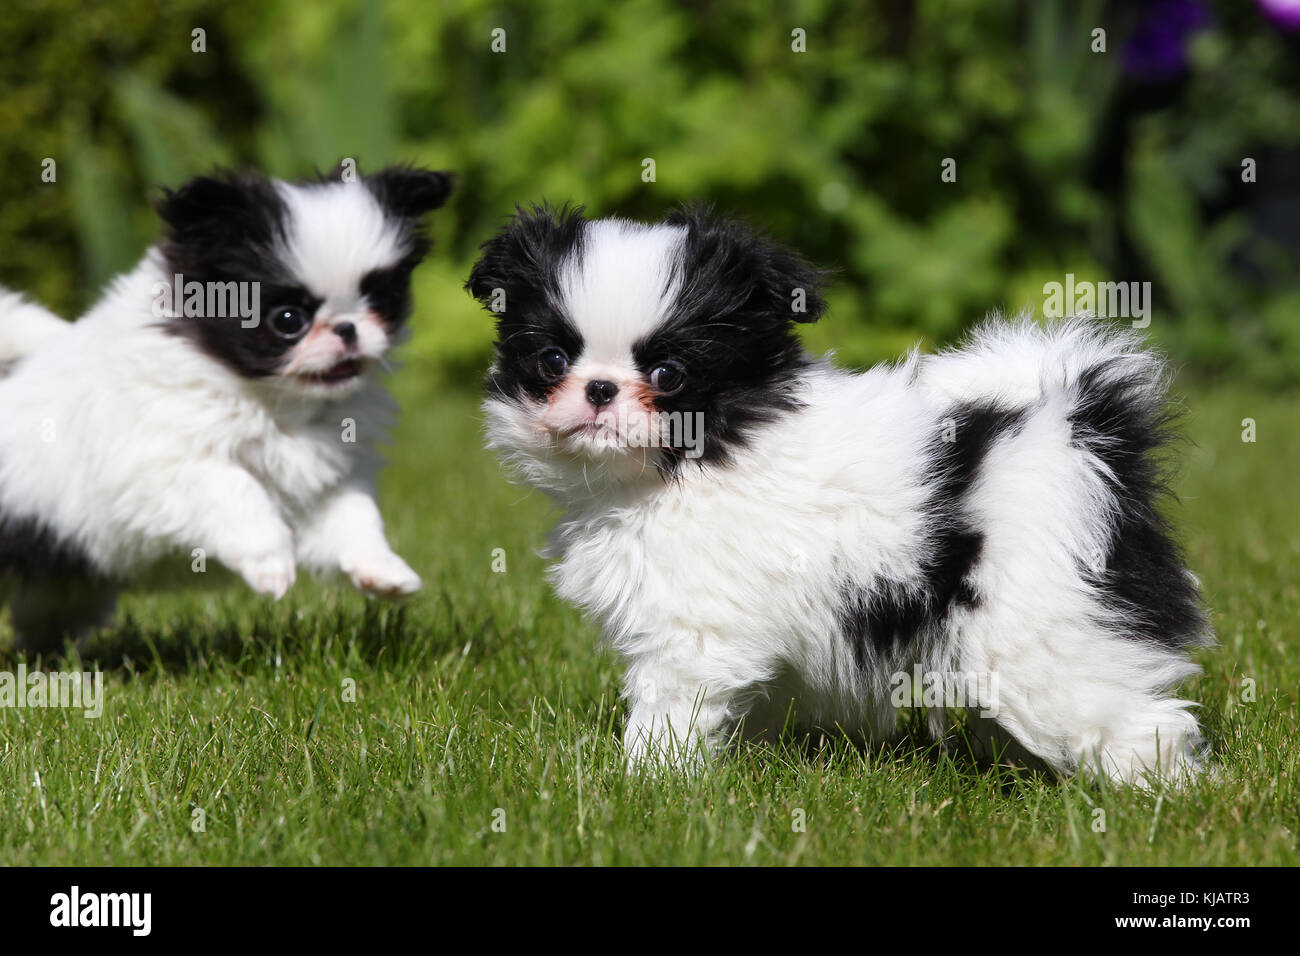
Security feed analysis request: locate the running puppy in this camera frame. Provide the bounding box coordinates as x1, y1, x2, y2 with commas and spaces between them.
0, 165, 452, 651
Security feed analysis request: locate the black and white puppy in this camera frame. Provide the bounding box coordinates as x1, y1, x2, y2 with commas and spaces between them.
469, 204, 1211, 785
0, 165, 452, 651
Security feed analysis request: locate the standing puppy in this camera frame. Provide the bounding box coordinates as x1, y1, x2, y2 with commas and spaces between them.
0, 165, 452, 651
469, 204, 1211, 785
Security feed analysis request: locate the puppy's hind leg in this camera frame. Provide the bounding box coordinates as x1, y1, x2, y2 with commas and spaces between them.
9, 575, 118, 656
1078, 687, 1206, 788
962, 612, 1206, 787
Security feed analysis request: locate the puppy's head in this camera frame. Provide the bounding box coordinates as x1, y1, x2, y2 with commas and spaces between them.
468, 204, 824, 493
157, 164, 453, 396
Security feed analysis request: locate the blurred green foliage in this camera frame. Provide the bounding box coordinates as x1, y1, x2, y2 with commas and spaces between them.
1, 0, 1297, 385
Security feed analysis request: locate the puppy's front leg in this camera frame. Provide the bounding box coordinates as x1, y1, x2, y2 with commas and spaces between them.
296, 483, 421, 597
621, 648, 759, 771
177, 462, 297, 598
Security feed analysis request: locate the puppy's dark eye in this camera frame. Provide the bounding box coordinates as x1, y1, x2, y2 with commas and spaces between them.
537, 347, 569, 382
650, 360, 687, 396
269, 305, 311, 339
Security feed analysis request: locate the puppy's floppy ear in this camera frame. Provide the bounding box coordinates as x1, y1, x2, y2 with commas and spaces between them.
156, 171, 283, 245
752, 233, 827, 324
669, 204, 827, 324
465, 202, 587, 310
366, 165, 455, 219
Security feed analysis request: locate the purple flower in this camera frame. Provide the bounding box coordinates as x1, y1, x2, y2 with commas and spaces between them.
1122, 0, 1211, 83
1258, 0, 1300, 32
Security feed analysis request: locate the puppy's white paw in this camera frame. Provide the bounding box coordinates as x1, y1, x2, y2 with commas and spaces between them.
237, 551, 297, 599
622, 722, 709, 775
343, 551, 422, 598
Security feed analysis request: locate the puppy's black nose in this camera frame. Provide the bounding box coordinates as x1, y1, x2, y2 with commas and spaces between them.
334, 321, 357, 345
586, 379, 619, 407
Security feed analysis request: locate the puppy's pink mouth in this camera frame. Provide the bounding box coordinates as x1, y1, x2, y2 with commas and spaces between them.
297, 358, 365, 384
557, 421, 620, 442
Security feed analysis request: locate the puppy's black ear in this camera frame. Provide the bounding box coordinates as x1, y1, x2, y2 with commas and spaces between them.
753, 235, 827, 324
465, 203, 587, 310
156, 171, 283, 246
669, 205, 827, 324
366, 165, 455, 219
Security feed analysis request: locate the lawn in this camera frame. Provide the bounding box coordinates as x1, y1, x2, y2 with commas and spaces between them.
1, 372, 1296, 866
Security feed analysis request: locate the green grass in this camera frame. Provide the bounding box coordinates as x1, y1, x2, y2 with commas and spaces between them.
1, 378, 1297, 865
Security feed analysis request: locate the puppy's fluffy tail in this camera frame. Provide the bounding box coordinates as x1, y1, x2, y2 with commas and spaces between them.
1054, 319, 1211, 653
0, 287, 69, 369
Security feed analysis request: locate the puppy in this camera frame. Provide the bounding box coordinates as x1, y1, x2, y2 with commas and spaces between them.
0, 165, 452, 651
469, 204, 1212, 785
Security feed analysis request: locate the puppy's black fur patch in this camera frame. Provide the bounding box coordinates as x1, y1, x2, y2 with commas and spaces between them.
838, 403, 1026, 666
0, 509, 115, 651
0, 507, 97, 579
1068, 361, 1206, 649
